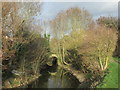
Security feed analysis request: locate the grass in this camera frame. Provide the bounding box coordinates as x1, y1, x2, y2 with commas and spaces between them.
97, 57, 119, 88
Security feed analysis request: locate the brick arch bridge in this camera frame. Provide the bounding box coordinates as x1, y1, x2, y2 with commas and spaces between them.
47, 54, 58, 66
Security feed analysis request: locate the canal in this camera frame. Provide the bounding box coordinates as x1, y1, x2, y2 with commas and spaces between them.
26, 64, 80, 88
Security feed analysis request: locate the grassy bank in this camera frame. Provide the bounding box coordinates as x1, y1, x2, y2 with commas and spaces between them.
97, 58, 119, 88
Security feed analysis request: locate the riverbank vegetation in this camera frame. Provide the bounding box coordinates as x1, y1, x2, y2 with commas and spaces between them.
2, 2, 50, 88
1, 2, 119, 88
97, 57, 119, 88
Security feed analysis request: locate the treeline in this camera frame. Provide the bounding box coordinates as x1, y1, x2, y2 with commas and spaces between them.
49, 8, 118, 78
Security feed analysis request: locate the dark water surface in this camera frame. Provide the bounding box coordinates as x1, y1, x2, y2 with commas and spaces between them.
26, 64, 80, 88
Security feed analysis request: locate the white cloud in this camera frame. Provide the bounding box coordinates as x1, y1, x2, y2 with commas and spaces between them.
36, 2, 118, 21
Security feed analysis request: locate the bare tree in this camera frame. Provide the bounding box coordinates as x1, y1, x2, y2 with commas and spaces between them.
79, 27, 117, 71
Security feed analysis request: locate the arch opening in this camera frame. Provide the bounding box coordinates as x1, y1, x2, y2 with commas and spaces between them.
51, 56, 57, 65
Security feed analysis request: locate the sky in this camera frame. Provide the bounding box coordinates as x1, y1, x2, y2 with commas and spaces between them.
33, 2, 118, 36
35, 2, 118, 22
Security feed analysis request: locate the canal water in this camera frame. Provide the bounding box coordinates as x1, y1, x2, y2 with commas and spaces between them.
26, 64, 80, 88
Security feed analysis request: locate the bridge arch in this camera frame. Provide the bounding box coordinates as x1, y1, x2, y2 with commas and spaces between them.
49, 54, 58, 59
47, 54, 58, 66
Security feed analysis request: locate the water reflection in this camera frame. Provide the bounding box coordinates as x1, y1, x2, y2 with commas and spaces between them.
27, 64, 80, 88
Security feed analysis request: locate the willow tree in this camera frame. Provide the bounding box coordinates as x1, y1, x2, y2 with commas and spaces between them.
50, 7, 92, 66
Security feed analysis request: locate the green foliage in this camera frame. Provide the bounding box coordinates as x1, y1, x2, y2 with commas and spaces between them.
85, 73, 93, 79
44, 33, 50, 47
62, 29, 85, 50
